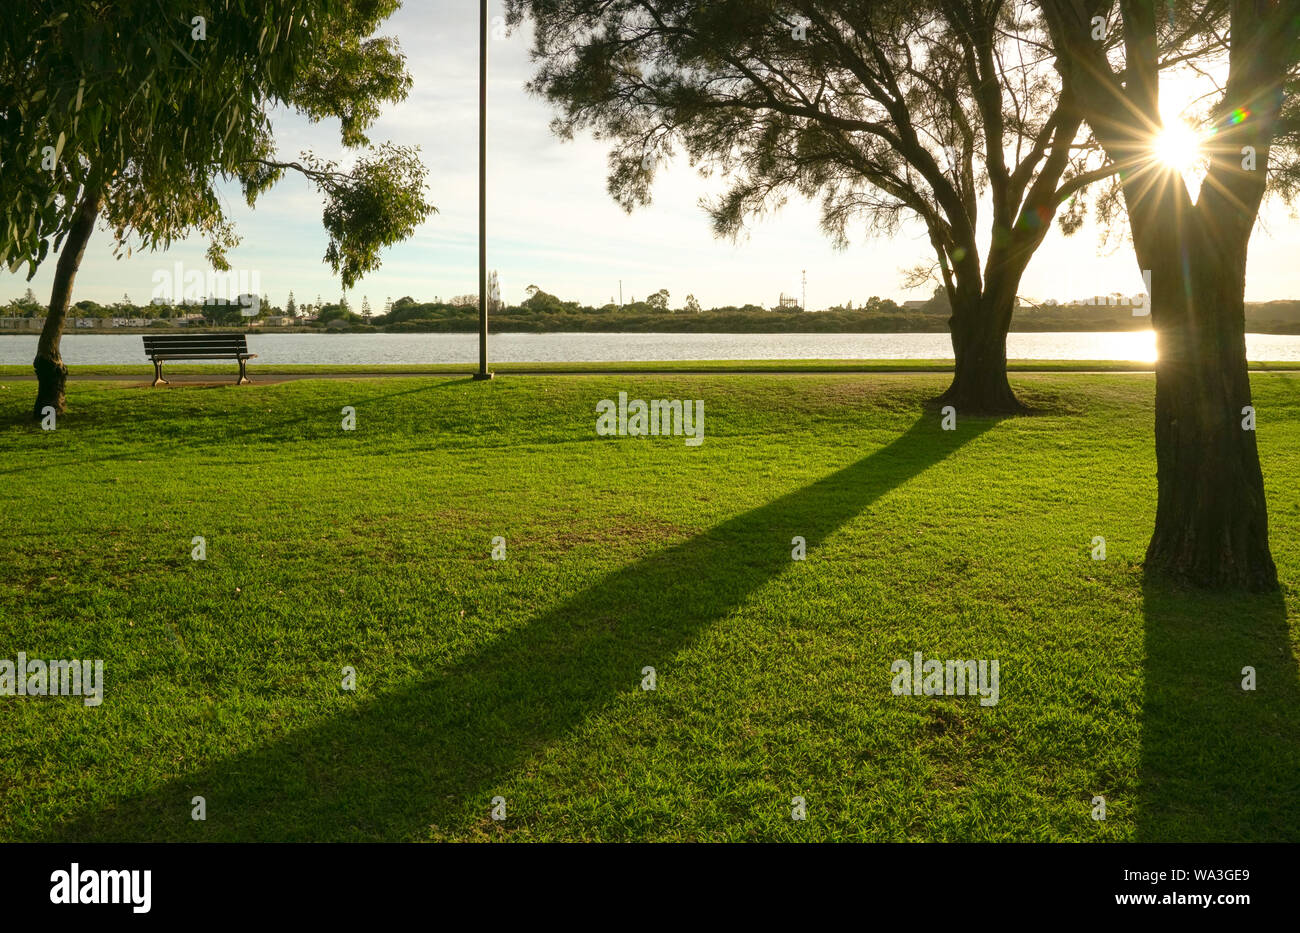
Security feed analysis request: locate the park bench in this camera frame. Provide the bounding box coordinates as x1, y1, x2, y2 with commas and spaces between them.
142, 333, 256, 386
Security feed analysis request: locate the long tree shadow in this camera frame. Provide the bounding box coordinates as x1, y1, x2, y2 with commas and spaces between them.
48, 415, 994, 841
1138, 580, 1300, 840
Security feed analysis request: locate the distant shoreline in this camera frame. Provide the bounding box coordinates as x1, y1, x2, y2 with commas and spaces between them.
7, 298, 1300, 336
6, 324, 1300, 335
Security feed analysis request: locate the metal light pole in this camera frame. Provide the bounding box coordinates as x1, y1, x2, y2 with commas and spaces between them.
473, 0, 494, 380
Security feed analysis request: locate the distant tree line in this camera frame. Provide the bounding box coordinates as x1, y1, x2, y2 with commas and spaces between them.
9, 286, 1300, 334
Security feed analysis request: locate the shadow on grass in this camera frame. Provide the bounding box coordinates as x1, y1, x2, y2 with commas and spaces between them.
1139, 581, 1300, 840
47, 414, 994, 841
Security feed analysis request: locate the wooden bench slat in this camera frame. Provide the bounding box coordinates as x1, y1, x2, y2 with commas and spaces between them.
142, 334, 247, 340
148, 353, 257, 359
143, 345, 249, 350
143, 339, 248, 347
142, 333, 247, 339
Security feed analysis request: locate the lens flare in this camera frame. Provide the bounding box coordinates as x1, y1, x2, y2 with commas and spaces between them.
1152, 120, 1202, 173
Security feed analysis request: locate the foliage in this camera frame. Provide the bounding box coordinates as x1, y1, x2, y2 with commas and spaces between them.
506, 0, 1111, 308
1, 1, 434, 287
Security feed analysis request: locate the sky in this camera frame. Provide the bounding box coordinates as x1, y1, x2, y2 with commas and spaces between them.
4, 1, 1298, 311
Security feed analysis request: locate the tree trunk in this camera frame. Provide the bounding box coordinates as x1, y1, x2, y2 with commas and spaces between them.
1144, 218, 1277, 591
1036, 0, 1287, 591
33, 187, 102, 419
937, 289, 1026, 415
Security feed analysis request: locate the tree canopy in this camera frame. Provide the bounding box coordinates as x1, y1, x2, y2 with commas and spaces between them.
2, 1, 433, 287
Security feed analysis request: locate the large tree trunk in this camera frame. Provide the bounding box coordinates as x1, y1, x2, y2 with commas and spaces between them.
33, 187, 102, 419
1036, 0, 1288, 592
938, 276, 1027, 415
1143, 215, 1277, 591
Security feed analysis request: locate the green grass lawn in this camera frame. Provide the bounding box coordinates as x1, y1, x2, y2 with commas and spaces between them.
1, 371, 1298, 841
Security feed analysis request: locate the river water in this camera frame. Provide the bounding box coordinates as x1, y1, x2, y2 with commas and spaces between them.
4, 331, 1300, 364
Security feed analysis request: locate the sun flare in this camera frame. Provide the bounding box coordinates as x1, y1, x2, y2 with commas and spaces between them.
1152, 120, 1203, 173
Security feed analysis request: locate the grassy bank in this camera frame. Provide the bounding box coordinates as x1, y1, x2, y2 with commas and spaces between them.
5, 360, 1300, 380
1, 372, 1298, 841
1, 359, 1138, 377
5, 360, 1300, 385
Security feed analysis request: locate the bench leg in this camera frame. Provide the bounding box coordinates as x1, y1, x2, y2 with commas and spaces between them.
152, 360, 168, 387
237, 357, 251, 385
